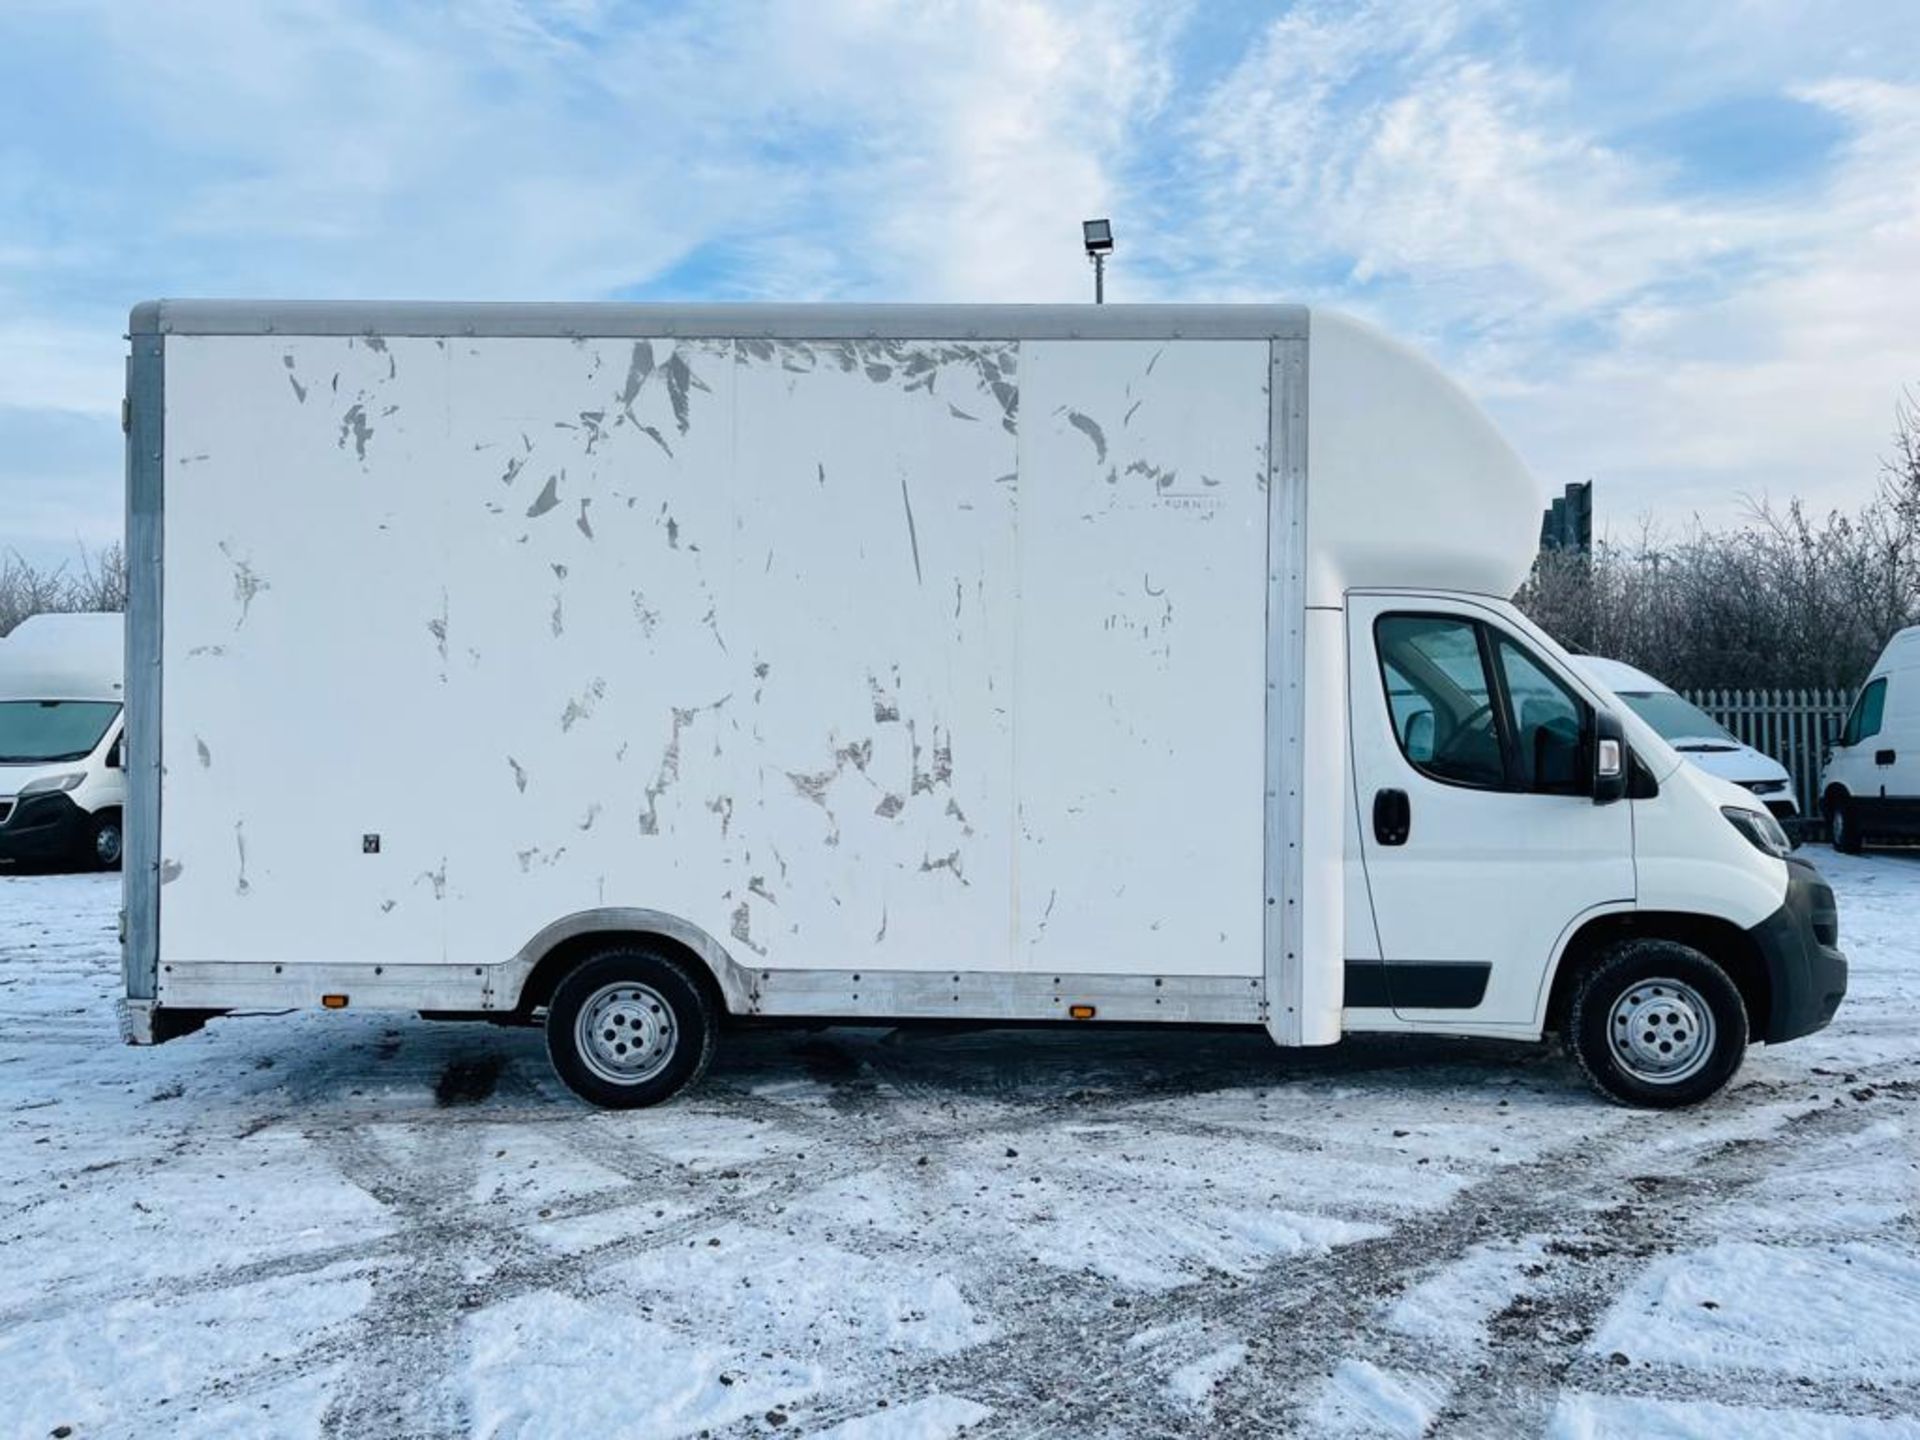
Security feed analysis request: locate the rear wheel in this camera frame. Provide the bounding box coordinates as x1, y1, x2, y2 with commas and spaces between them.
544, 945, 716, 1108
1829, 795, 1862, 854
1564, 939, 1747, 1108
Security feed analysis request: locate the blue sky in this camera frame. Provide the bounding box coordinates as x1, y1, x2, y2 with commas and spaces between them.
3, 0, 1918, 568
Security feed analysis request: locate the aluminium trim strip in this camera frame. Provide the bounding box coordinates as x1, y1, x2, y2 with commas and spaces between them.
1265, 332, 1311, 1045
152, 959, 1268, 1026
130, 300, 1310, 343
124, 336, 165, 1003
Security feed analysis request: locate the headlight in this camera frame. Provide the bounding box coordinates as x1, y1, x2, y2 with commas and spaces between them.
18, 772, 86, 797
1722, 805, 1791, 859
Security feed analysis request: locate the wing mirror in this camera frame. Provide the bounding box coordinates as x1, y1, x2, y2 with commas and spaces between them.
1403, 709, 1435, 763
1593, 708, 1627, 806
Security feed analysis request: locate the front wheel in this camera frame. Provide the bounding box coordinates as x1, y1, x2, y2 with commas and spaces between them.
1564, 939, 1747, 1108
544, 945, 716, 1108
1829, 796, 1862, 854
89, 810, 124, 871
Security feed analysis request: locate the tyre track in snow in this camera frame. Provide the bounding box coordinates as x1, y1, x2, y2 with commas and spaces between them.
1185, 1078, 1915, 1438
80, 1031, 1598, 1433
12, 982, 1913, 1440
1422, 1080, 1920, 1436
723, 1075, 1912, 1439
26, 1039, 1901, 1435
70, 1031, 1455, 1428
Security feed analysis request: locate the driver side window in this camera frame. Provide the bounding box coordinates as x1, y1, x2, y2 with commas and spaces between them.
1377, 615, 1506, 788
1496, 638, 1585, 794
1377, 614, 1592, 795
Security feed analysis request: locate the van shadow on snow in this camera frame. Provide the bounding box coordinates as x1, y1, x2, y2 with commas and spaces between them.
294, 1015, 1573, 1111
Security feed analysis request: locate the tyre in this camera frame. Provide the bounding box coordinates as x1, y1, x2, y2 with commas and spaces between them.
88, 810, 124, 871
544, 944, 716, 1108
1828, 795, 1862, 854
1564, 939, 1748, 1108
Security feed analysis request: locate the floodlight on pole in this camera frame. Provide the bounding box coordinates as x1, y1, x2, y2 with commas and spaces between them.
1082, 218, 1113, 304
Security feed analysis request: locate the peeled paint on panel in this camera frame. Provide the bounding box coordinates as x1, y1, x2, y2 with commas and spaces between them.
156, 331, 1267, 985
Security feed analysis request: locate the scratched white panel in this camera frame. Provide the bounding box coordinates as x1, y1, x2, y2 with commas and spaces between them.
161, 335, 462, 965
428, 336, 744, 969
1013, 341, 1270, 977
160, 333, 1022, 974
726, 340, 1019, 970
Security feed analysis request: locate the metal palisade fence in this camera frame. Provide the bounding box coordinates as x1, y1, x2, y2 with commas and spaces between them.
1683, 688, 1854, 821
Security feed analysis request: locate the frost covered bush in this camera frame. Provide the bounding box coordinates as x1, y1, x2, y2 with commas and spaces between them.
1518, 395, 1920, 691
0, 543, 126, 638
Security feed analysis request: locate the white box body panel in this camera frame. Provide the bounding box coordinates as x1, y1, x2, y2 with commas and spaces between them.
156, 332, 1271, 994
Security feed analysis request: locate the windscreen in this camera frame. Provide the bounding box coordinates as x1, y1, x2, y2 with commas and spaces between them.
0, 700, 120, 764
1616, 691, 1737, 746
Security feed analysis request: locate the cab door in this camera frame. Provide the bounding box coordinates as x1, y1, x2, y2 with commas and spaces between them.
1347, 595, 1634, 1027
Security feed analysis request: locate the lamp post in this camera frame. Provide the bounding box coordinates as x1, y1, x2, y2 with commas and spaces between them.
1082, 218, 1113, 303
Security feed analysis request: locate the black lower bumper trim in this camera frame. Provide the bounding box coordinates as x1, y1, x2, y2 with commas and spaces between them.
0, 790, 92, 866
1748, 856, 1848, 1044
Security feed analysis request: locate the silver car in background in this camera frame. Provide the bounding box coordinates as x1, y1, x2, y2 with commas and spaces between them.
1575, 656, 1798, 820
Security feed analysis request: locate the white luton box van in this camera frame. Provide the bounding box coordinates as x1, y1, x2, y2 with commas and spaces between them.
120, 301, 1846, 1108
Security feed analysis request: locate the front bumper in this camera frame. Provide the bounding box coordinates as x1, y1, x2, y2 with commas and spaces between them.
0, 791, 91, 865
1747, 856, 1847, 1044
1736, 780, 1797, 819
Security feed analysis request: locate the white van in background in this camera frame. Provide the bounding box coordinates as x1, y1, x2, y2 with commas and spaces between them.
0, 612, 127, 870
1575, 657, 1798, 821
1820, 626, 1920, 852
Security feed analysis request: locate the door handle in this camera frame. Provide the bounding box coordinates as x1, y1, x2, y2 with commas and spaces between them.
1876, 749, 1896, 766
1373, 788, 1411, 846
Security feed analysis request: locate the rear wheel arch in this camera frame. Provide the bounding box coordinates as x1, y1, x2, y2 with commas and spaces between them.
506, 913, 744, 1029
1545, 910, 1769, 1042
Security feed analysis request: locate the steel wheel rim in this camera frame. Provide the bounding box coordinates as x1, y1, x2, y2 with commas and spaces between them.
95, 824, 122, 865
1608, 977, 1716, 1084
574, 982, 677, 1086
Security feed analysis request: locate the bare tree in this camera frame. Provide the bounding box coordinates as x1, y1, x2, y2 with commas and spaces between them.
1517, 393, 1920, 691
0, 544, 128, 639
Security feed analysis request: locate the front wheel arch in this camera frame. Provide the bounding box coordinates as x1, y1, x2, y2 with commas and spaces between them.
1545, 910, 1768, 1043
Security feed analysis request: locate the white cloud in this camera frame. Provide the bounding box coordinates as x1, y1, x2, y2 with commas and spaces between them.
0, 319, 122, 419
1179, 1, 1920, 525
1480, 76, 1920, 523
23, 0, 1174, 303
2, 0, 1918, 556
1186, 1, 1770, 324
0, 0, 1179, 561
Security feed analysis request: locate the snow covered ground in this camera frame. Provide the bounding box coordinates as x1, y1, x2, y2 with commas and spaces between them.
1, 848, 1916, 1440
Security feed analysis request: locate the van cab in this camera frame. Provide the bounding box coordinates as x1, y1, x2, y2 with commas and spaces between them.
0, 613, 127, 871
1821, 625, 1920, 852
